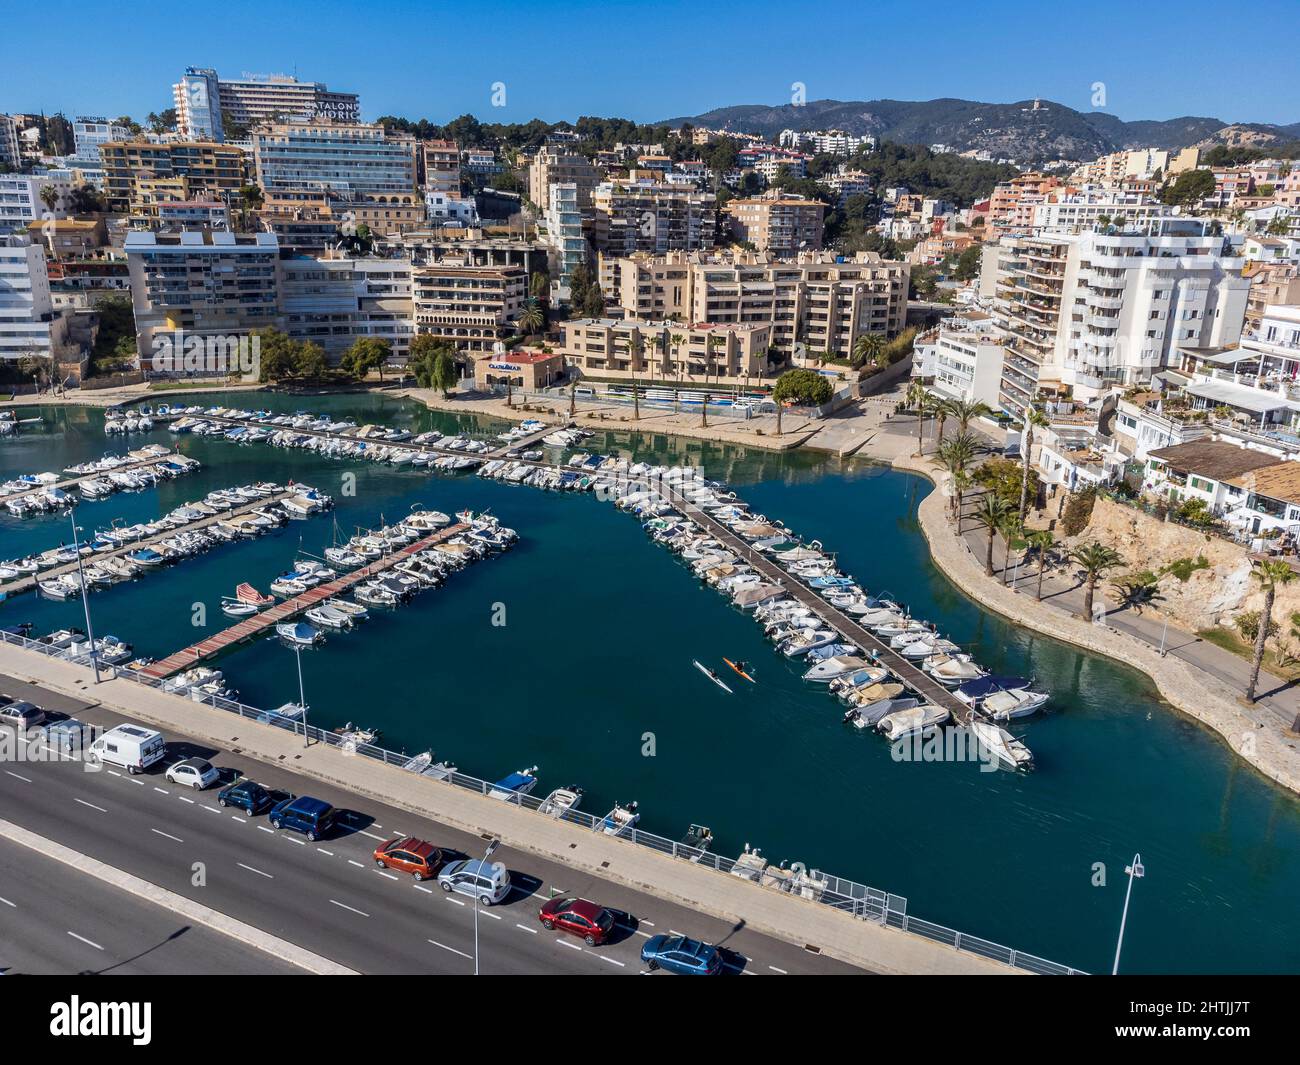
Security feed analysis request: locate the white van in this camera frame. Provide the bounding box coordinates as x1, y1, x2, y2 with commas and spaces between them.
87, 724, 166, 774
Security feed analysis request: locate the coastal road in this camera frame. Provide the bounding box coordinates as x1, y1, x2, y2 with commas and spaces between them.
0, 674, 865, 976
0, 835, 301, 975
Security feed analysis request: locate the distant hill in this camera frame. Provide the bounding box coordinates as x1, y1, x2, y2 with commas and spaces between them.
659, 98, 1299, 162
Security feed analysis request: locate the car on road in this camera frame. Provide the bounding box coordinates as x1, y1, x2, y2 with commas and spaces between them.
0, 698, 45, 730
217, 779, 279, 815
538, 896, 616, 945
640, 935, 723, 975
268, 795, 336, 841
165, 757, 219, 790
436, 857, 511, 905
43, 718, 89, 755
373, 836, 446, 881
86, 723, 166, 775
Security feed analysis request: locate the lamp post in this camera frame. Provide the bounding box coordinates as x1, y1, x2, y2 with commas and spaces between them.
292, 643, 309, 748
1158, 615, 1170, 657
69, 512, 100, 682
1111, 852, 1145, 975
473, 837, 500, 976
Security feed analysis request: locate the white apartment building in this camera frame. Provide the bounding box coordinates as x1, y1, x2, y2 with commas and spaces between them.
990, 221, 1250, 415
278, 256, 414, 363
0, 237, 67, 363
778, 129, 875, 155
1031, 187, 1175, 234
914, 322, 1006, 407
424, 190, 480, 227
0, 114, 20, 169
545, 182, 586, 299
73, 117, 130, 163
0, 175, 71, 234
174, 68, 360, 141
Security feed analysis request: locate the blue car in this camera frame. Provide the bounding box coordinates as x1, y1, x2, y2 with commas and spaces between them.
217, 779, 284, 816
268, 795, 336, 841
640, 934, 723, 975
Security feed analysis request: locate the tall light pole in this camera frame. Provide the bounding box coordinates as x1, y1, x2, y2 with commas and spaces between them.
293, 643, 309, 748
473, 837, 500, 976
1111, 852, 1145, 975
69, 512, 100, 682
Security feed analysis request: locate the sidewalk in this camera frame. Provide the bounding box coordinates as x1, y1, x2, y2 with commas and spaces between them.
0, 641, 1020, 975
894, 451, 1300, 794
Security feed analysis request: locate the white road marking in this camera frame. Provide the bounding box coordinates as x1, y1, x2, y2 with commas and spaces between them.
151, 828, 183, 843
201, 805, 220, 814
556, 939, 582, 951
285, 837, 306, 846
516, 923, 538, 934
0, 895, 14, 907
67, 931, 103, 951
4, 770, 32, 783
106, 770, 121, 777
445, 896, 465, 907
257, 825, 274, 834
230, 815, 246, 823
428, 939, 472, 960
74, 799, 106, 813
414, 884, 433, 894
374, 870, 398, 881
238, 862, 273, 879
356, 830, 386, 842
347, 859, 364, 868
177, 796, 195, 805
599, 955, 626, 967
479, 908, 501, 920
153, 787, 169, 795
640, 920, 655, 927
329, 899, 370, 918
316, 848, 334, 857
768, 965, 788, 974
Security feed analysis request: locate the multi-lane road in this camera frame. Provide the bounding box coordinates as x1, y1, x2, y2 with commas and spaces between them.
0, 674, 863, 976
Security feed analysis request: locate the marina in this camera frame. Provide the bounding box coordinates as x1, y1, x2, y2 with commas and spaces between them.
3, 392, 1299, 975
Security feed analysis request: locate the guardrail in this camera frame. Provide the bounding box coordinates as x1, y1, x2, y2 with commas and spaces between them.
0, 628, 1085, 974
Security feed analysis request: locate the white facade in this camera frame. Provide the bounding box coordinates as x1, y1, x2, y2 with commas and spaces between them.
916, 327, 1006, 407
424, 190, 480, 227
1031, 188, 1174, 234
73, 117, 130, 163
0, 175, 71, 234
278, 256, 414, 362
0, 114, 21, 169
173, 68, 224, 141
0, 238, 62, 362
545, 182, 586, 298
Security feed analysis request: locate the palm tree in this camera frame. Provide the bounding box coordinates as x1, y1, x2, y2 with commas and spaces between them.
970, 494, 1012, 577
1068, 542, 1126, 622
952, 468, 973, 532
705, 333, 721, 385
905, 380, 929, 455
666, 332, 683, 377
852, 332, 885, 369
700, 392, 709, 429
1018, 406, 1050, 520
631, 374, 640, 420
39, 184, 59, 213
932, 432, 979, 521
518, 298, 545, 337
1025, 529, 1055, 600
1246, 559, 1297, 701
949, 397, 993, 434
934, 397, 955, 444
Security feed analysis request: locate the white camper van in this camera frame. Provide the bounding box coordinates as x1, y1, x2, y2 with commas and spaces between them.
86, 723, 166, 774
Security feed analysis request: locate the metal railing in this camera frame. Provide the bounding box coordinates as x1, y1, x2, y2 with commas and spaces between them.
0, 628, 1085, 975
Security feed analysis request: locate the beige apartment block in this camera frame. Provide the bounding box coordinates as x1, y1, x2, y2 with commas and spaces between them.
412, 262, 527, 352
527, 144, 600, 211
723, 191, 824, 255
607, 249, 909, 358
560, 316, 775, 381
101, 140, 248, 214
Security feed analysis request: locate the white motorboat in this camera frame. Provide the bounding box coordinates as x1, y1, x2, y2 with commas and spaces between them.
328, 598, 369, 620
969, 719, 1034, 769
275, 621, 322, 646
803, 655, 873, 682
923, 653, 987, 685
955, 676, 1048, 719
489, 766, 539, 801
898, 637, 961, 660
305, 604, 352, 630
221, 599, 260, 618
877, 704, 950, 741
538, 786, 584, 818
595, 801, 640, 837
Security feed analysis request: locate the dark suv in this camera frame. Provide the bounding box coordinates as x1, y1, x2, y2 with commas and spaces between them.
217, 779, 283, 816
268, 795, 336, 841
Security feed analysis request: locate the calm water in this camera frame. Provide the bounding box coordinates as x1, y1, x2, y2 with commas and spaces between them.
3, 392, 1298, 974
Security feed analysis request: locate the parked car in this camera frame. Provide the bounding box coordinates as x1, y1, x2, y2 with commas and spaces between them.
373, 837, 446, 881
86, 723, 166, 775
538, 897, 616, 946
165, 757, 219, 790
43, 718, 89, 755
640, 935, 723, 975
436, 858, 511, 905
217, 779, 279, 815
268, 795, 335, 841
0, 699, 45, 730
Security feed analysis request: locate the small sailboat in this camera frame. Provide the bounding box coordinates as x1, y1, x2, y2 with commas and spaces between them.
723, 658, 756, 683
538, 785, 584, 818
693, 659, 733, 693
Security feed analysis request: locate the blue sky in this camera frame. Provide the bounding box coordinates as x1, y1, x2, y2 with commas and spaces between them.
5, 0, 1298, 126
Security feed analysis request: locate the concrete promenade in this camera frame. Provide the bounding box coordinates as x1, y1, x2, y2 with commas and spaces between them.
0, 641, 1019, 975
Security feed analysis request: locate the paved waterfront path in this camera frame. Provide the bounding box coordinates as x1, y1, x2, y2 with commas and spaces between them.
0, 490, 295, 599
0, 641, 1019, 975
141, 523, 469, 678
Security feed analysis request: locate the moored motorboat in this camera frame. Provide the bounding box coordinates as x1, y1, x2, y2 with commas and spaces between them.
595, 801, 640, 837
538, 785, 584, 818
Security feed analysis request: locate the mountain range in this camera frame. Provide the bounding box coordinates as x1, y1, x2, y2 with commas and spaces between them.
659, 98, 1300, 161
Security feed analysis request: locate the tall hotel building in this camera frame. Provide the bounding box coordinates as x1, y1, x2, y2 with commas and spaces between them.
174, 68, 360, 141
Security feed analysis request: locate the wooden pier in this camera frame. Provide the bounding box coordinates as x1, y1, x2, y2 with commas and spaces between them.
0, 490, 295, 600
664, 489, 972, 724
139, 522, 468, 679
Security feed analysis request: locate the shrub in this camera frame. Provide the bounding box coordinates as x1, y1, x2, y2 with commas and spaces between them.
1163, 555, 1210, 582
1235, 610, 1278, 644
1061, 487, 1097, 537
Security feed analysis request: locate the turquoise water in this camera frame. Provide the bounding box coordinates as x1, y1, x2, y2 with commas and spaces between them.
3, 392, 1299, 974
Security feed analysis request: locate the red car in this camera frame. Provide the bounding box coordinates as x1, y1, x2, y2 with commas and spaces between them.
373, 837, 446, 881
538, 897, 616, 946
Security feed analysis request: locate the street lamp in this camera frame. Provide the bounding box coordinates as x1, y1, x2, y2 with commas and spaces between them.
1111, 852, 1145, 975
473, 837, 500, 976
292, 642, 309, 748
69, 512, 100, 682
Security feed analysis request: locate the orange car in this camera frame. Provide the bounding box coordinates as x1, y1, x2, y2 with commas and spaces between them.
373, 837, 447, 881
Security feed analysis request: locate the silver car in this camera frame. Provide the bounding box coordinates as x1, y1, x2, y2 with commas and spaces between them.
437, 858, 511, 905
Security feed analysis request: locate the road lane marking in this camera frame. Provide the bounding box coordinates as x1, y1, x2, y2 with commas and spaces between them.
151, 828, 183, 843
74, 799, 106, 813
68, 931, 103, 951
516, 923, 538, 934
479, 908, 501, 920
428, 939, 471, 960
599, 955, 626, 967
153, 787, 169, 795
355, 830, 386, 842
230, 815, 246, 823
4, 770, 32, 783
257, 825, 275, 833
556, 939, 582, 951
238, 862, 273, 879
201, 805, 221, 814
106, 770, 121, 777
329, 899, 369, 918
347, 859, 364, 868
374, 870, 398, 881
178, 796, 195, 804
285, 837, 306, 846
768, 965, 787, 974
414, 884, 433, 894
0, 895, 14, 907
316, 848, 334, 857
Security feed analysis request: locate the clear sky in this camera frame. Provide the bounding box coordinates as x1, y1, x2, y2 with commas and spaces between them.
5, 0, 1297, 127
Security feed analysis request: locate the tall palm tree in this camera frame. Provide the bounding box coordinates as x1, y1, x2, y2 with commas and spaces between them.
1068, 541, 1125, 622
1246, 559, 1297, 701
518, 298, 545, 336
952, 468, 973, 532
705, 333, 721, 385
932, 432, 979, 521
1018, 406, 1050, 520
970, 494, 1012, 577
905, 380, 929, 455
631, 374, 640, 420
852, 332, 885, 369
700, 393, 709, 429
1025, 529, 1055, 600
39, 184, 59, 213
1001, 515, 1025, 586
949, 397, 993, 434
666, 332, 683, 377
934, 397, 955, 444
